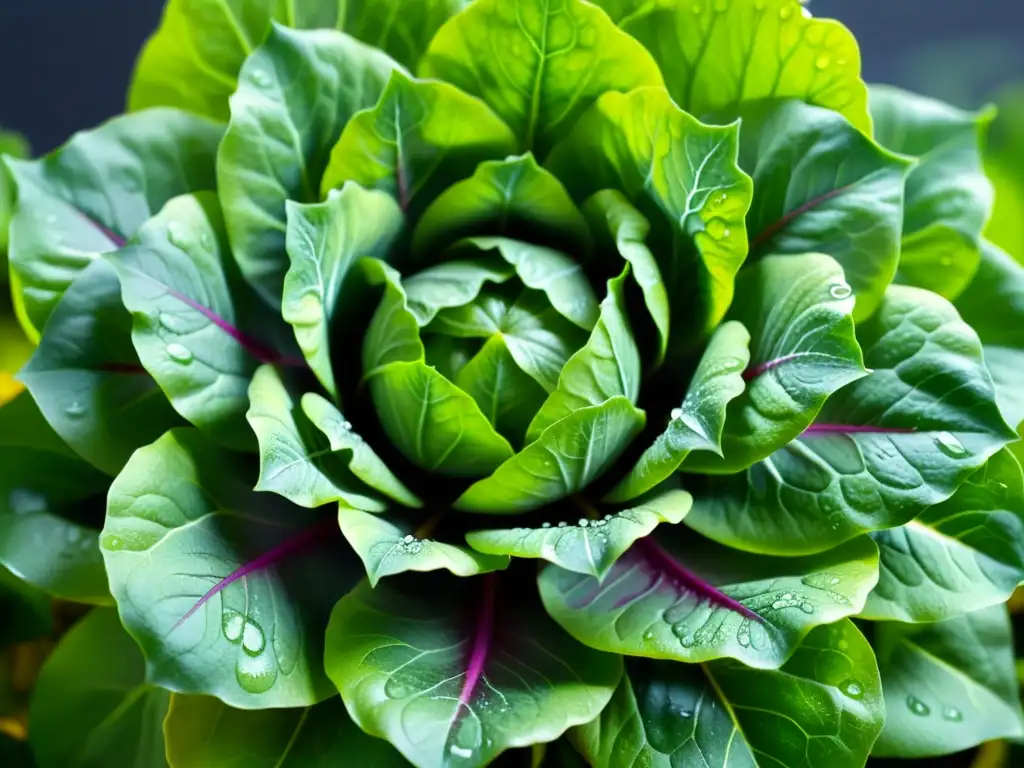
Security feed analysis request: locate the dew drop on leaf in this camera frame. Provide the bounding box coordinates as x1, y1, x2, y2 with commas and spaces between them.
101, 534, 123, 551
557, 522, 568, 528
578, 519, 589, 528
541, 522, 551, 528
64, 401, 87, 418
906, 695, 931, 716
235, 651, 277, 694
166, 343, 193, 364
670, 407, 684, 420
403, 534, 415, 544
449, 745, 474, 760
829, 281, 852, 299
840, 679, 863, 699
943, 706, 963, 722
241, 621, 266, 657
222, 611, 245, 643
705, 218, 728, 239
935, 432, 967, 458
167, 221, 187, 249
815, 55, 831, 70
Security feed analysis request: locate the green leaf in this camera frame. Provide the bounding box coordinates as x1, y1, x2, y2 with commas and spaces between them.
247, 365, 396, 512
128, 0, 346, 121
738, 99, 911, 321
108, 192, 275, 451
527, 271, 640, 440
302, 392, 421, 508
5, 110, 222, 336
0, 392, 111, 604
283, 184, 405, 397
572, 620, 884, 768
338, 505, 508, 587
0, 127, 29, 259
871, 85, 995, 299
539, 529, 879, 669
546, 87, 753, 344
863, 448, 1024, 623
455, 335, 549, 446
466, 487, 692, 579
412, 155, 592, 259
321, 71, 516, 217
338, 0, 470, 70
324, 572, 622, 768
164, 694, 406, 768
419, 0, 664, 154
602, 0, 871, 133
689, 284, 1018, 555
28, 609, 170, 768
871, 606, 1024, 758
582, 191, 669, 363
684, 252, 866, 474
0, 566, 52, 647
606, 321, 749, 503
218, 26, 401, 306
102, 428, 358, 708
404, 259, 515, 326
955, 241, 1024, 428
362, 259, 515, 477
455, 397, 646, 514
20, 259, 181, 476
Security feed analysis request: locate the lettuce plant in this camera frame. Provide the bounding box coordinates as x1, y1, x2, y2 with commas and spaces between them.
3, 0, 1024, 765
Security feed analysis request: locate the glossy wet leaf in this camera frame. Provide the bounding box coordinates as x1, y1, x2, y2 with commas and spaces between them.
28, 609, 170, 768
324, 572, 622, 768
321, 71, 516, 217
338, 505, 508, 587
108, 193, 270, 451
607, 321, 749, 503
872, 606, 1024, 757
403, 259, 515, 326
690, 285, 1017, 555
684, 252, 866, 474
601, 0, 870, 133
218, 26, 400, 306
539, 529, 879, 669
527, 271, 640, 440
572, 620, 884, 768
455, 397, 646, 514
102, 429, 358, 708
466, 488, 692, 579
283, 184, 404, 397
128, 0, 346, 120
546, 87, 753, 343
419, 0, 664, 154
739, 99, 911, 321
863, 448, 1024, 623
5, 110, 222, 335
163, 694, 407, 768
0, 393, 110, 604
872, 85, 995, 300
20, 259, 180, 476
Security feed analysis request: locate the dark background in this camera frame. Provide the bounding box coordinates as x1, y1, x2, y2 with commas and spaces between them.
0, 0, 1022, 153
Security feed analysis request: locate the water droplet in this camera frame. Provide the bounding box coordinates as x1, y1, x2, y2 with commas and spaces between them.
222, 611, 245, 643
101, 534, 123, 551
160, 312, 190, 333
722, 227, 732, 238
906, 695, 931, 716
678, 709, 693, 718
64, 401, 87, 418
935, 432, 967, 458
541, 522, 551, 529
251, 69, 272, 88
167, 221, 187, 249
241, 621, 266, 656
341, 420, 352, 431
166, 343, 193, 364
943, 706, 963, 722
235, 651, 277, 694
8, 489, 47, 516
407, 542, 423, 554
705, 218, 728, 239
449, 745, 474, 760
579, 519, 589, 528
403, 534, 415, 544
815, 55, 831, 70
672, 625, 696, 647
604, 514, 613, 521
829, 281, 852, 300
643, 630, 654, 640
840, 679, 863, 699
557, 521, 567, 528
782, 593, 793, 600
779, 5, 794, 20
799, 602, 814, 614
670, 407, 684, 420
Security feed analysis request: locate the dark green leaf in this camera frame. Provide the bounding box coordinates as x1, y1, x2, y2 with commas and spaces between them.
871, 607, 1024, 757
102, 429, 358, 707
466, 487, 692, 579
689, 285, 1017, 555
419, 0, 664, 154
739, 99, 911, 321
28, 609, 169, 768
5, 110, 222, 335
283, 183, 404, 397
218, 26, 401, 306
539, 529, 879, 668
0, 566, 52, 647
321, 71, 516, 217
572, 620, 884, 768
325, 573, 622, 768
20, 259, 181, 476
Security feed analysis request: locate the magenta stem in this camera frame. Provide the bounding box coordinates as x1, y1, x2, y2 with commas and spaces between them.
457, 573, 497, 708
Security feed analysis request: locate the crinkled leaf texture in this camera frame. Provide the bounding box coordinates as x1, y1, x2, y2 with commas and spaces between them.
325, 572, 622, 768
572, 620, 884, 768
102, 428, 359, 708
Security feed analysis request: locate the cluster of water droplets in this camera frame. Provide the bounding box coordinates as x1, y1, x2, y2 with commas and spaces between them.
905, 695, 963, 723
540, 514, 615, 530
398, 533, 424, 556
222, 609, 277, 694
